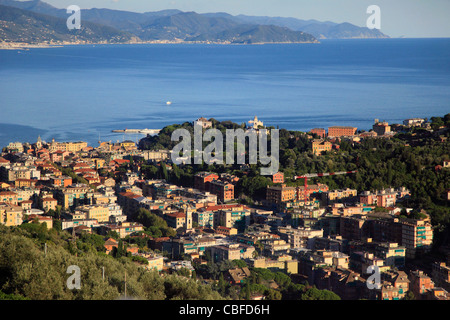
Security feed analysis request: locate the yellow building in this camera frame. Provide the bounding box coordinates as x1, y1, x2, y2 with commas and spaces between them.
120, 140, 137, 150
57, 185, 91, 209
266, 184, 296, 204
75, 205, 110, 223
0, 204, 23, 227
48, 140, 88, 153
146, 255, 164, 271
312, 139, 332, 156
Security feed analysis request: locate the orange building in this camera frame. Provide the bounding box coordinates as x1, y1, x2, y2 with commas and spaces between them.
310, 128, 327, 138
194, 172, 219, 191
209, 180, 235, 203
410, 270, 434, 300
266, 184, 296, 204
328, 126, 357, 137
272, 172, 285, 184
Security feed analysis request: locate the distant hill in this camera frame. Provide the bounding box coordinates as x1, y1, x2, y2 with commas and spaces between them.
137, 11, 241, 41
299, 22, 388, 39
216, 14, 389, 39
0, 4, 135, 44
0, 0, 389, 45
188, 24, 318, 44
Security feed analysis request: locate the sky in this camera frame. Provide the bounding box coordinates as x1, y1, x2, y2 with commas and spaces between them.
32, 0, 450, 38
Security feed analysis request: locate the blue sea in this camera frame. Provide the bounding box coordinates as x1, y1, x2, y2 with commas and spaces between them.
0, 38, 449, 148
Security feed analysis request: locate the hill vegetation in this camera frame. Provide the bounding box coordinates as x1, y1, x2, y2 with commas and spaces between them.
0, 4, 134, 44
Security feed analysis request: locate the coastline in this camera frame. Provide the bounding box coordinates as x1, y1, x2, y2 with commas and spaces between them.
0, 39, 322, 50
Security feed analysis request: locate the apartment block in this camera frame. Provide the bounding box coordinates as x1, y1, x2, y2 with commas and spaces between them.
194, 172, 219, 191
75, 204, 111, 223
207, 243, 255, 263
431, 262, 450, 292
208, 180, 234, 203
266, 184, 296, 204
328, 126, 357, 138
48, 140, 88, 153
401, 219, 433, 258
0, 203, 23, 227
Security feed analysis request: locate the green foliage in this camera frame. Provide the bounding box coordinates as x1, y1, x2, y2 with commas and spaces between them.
232, 259, 248, 268
0, 225, 225, 300
129, 208, 176, 238
0, 290, 28, 300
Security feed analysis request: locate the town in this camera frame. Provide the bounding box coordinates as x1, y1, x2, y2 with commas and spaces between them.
0, 114, 449, 301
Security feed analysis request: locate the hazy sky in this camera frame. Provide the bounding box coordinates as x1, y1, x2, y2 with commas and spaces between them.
37, 0, 450, 38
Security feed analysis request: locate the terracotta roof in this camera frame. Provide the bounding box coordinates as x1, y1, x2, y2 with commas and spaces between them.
166, 212, 186, 218
42, 197, 57, 202
202, 204, 246, 212
0, 191, 17, 196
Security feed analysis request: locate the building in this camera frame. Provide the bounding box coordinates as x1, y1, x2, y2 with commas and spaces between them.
340, 215, 369, 241
164, 211, 186, 230
310, 128, 326, 139
312, 140, 332, 156
261, 238, 290, 256
75, 204, 111, 223
0, 191, 19, 206
401, 218, 433, 258
375, 242, 406, 268
213, 206, 251, 232
56, 185, 91, 209
50, 176, 73, 188
359, 188, 397, 208
322, 188, 358, 205
194, 117, 213, 129
271, 172, 284, 184
193, 209, 215, 228
215, 226, 238, 236
100, 221, 144, 239
208, 180, 234, 203
41, 197, 58, 212
372, 120, 391, 136
0, 203, 23, 227
409, 270, 434, 300
328, 126, 357, 138
266, 184, 296, 204
403, 118, 425, 127
432, 262, 450, 292
27, 214, 53, 229
380, 270, 410, 300
226, 267, 252, 284
48, 140, 88, 153
248, 116, 264, 129
14, 179, 37, 188
119, 140, 136, 150
277, 226, 324, 249
104, 238, 118, 254
145, 255, 164, 271
207, 243, 255, 262
194, 172, 219, 191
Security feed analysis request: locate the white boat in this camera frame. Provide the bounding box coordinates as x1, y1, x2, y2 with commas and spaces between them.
166, 101, 172, 105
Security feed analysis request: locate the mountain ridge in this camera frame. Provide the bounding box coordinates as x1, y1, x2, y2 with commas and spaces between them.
0, 0, 390, 47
